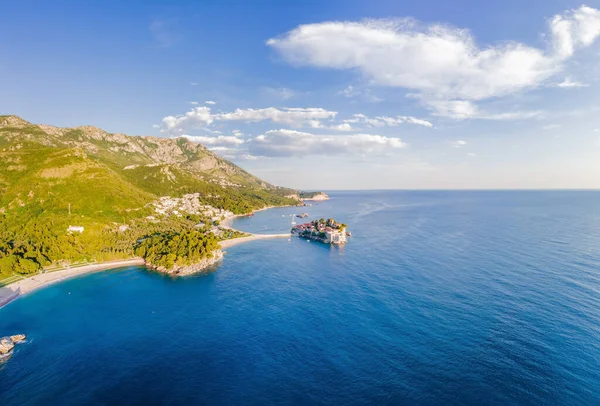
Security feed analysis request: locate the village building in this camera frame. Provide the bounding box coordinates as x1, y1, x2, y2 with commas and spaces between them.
67, 225, 84, 233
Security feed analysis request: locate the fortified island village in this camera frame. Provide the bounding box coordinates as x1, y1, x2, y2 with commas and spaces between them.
292, 218, 350, 245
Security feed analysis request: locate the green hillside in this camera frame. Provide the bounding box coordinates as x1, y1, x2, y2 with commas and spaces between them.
0, 115, 304, 277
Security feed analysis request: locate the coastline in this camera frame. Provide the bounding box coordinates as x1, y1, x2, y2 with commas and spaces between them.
220, 233, 290, 248
220, 205, 292, 247
221, 204, 293, 229
0, 258, 145, 309
0, 205, 292, 308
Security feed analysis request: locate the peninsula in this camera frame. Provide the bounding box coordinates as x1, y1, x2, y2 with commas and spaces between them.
0, 115, 322, 283
301, 192, 330, 201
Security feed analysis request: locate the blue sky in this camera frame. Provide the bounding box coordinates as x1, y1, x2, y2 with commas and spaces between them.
1, 0, 600, 189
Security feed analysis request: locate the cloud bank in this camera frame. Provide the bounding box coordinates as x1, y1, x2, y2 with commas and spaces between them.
249, 129, 406, 157
267, 5, 600, 119
162, 106, 337, 133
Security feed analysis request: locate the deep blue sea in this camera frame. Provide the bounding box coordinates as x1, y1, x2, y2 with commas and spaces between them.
1, 191, 600, 405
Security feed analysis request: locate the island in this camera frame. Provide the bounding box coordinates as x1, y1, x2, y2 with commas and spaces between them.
292, 218, 349, 244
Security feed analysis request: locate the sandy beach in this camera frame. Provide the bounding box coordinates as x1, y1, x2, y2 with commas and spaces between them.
0, 259, 145, 309
220, 233, 291, 248
0, 207, 292, 309
220, 206, 292, 248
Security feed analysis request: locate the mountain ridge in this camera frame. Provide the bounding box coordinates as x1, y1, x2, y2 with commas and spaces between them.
0, 114, 271, 189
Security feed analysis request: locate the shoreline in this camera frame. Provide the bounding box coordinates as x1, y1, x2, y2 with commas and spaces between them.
0, 259, 145, 309
222, 204, 295, 229
220, 233, 290, 248
221, 205, 292, 247
0, 205, 292, 309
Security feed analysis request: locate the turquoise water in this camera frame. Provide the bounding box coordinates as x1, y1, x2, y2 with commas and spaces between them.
1, 191, 600, 404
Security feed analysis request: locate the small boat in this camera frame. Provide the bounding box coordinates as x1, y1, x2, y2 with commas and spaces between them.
346, 231, 352, 237
296, 213, 309, 218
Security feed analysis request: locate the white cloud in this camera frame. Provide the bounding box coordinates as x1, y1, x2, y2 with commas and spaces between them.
467, 152, 477, 157
189, 101, 199, 105
162, 106, 214, 132
338, 85, 382, 102
240, 154, 261, 160
329, 123, 354, 131
190, 82, 198, 86
203, 128, 222, 135
549, 6, 600, 59
232, 129, 244, 137
217, 107, 336, 127
553, 77, 589, 88
428, 100, 480, 120
268, 6, 600, 118
249, 129, 406, 157
428, 100, 543, 120
340, 85, 359, 98
182, 134, 245, 147
204, 100, 217, 105
162, 106, 337, 133
453, 140, 467, 148
344, 113, 433, 128
264, 87, 296, 100
478, 110, 545, 121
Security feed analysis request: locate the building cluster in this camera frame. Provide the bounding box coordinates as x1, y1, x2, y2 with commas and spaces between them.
292, 219, 348, 245
151, 193, 233, 221
209, 178, 241, 188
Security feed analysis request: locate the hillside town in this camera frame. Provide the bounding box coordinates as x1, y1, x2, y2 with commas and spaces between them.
150, 193, 233, 222
292, 218, 350, 244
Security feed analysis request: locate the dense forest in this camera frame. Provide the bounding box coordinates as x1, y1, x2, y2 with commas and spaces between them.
134, 230, 220, 270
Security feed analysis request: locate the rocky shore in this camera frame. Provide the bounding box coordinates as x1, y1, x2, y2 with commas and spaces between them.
144, 249, 224, 276
0, 334, 27, 362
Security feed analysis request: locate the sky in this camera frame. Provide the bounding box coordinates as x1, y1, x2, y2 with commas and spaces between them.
1, 0, 600, 190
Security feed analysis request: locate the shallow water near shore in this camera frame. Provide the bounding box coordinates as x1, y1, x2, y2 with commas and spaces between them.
1, 191, 600, 404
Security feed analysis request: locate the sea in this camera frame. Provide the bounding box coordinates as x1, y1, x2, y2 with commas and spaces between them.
1, 191, 599, 405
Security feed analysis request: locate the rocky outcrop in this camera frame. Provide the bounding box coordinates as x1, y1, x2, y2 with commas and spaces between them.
0, 115, 29, 128
10, 334, 26, 343
0, 338, 14, 355
0, 334, 26, 355
145, 250, 224, 276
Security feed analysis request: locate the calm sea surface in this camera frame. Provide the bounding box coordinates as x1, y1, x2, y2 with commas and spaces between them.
1, 191, 600, 405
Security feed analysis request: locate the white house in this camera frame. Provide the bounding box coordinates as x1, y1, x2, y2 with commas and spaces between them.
67, 225, 84, 233
324, 230, 347, 244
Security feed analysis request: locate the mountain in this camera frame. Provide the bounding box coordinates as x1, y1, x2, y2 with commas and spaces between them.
0, 114, 302, 213
0, 115, 305, 276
